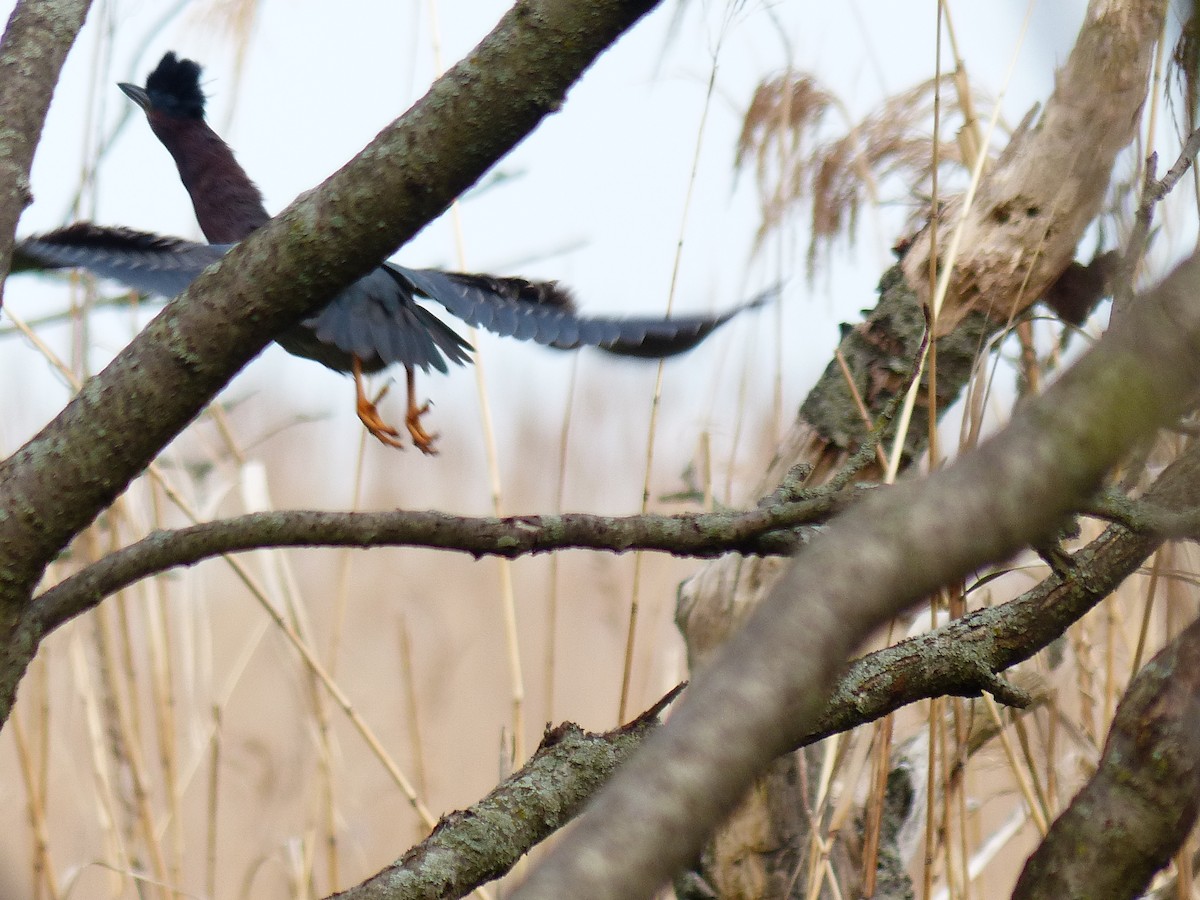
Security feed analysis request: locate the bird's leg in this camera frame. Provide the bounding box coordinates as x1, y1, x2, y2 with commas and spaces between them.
404, 366, 439, 456
353, 356, 406, 450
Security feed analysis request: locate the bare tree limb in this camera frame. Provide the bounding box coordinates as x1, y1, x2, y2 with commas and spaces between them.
41, 427, 1198, 656
0, 0, 92, 309
677, 1, 1169, 891
903, 0, 1167, 338
1114, 123, 1200, 317
510, 243, 1200, 898
323, 433, 1196, 899
330, 687, 682, 900
29, 493, 864, 636
29, 420, 899, 642
809, 435, 1200, 745
1012, 615, 1200, 900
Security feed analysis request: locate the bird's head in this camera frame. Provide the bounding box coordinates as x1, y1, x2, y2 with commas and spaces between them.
119, 52, 206, 120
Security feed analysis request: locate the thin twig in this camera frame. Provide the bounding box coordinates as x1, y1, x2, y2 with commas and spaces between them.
31, 495, 852, 635
1114, 125, 1200, 315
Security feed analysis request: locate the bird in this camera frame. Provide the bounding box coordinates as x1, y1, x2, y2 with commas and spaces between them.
16, 52, 763, 454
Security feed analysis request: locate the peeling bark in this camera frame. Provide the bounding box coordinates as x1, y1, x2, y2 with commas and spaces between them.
675, 0, 1169, 895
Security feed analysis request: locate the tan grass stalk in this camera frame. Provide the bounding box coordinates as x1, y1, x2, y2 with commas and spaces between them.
397, 616, 430, 840
618, 43, 727, 725
11, 713, 61, 900
425, 0, 527, 764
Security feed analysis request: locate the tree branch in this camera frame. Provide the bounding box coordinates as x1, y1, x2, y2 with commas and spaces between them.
677, 1, 1168, 890
330, 688, 682, 900
29, 493, 858, 637
0, 0, 92, 308
314, 432, 1198, 898
903, 0, 1168, 337
510, 242, 1200, 898
1013, 615, 1200, 899
1114, 123, 1200, 317
808, 435, 1200, 744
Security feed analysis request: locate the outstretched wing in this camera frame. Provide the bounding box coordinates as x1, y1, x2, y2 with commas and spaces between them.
14, 223, 227, 297
14, 224, 472, 374
397, 266, 764, 358
14, 224, 762, 374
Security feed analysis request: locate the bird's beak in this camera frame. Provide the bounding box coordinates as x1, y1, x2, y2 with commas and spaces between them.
118, 82, 151, 111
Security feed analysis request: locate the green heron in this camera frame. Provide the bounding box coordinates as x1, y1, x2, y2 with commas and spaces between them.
17, 53, 763, 453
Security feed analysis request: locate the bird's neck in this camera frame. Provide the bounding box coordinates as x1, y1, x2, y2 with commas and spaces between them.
149, 116, 271, 243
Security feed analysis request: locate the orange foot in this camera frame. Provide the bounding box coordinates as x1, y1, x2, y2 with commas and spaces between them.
404, 402, 439, 456
405, 369, 439, 456
353, 356, 406, 451
356, 392, 407, 450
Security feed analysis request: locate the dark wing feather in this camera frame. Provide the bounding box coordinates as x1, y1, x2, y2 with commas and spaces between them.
14, 224, 474, 374
14, 223, 761, 374
400, 265, 765, 358
588, 304, 763, 358
15, 224, 226, 297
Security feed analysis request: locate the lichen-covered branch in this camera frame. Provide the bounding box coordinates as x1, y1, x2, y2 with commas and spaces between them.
330, 690, 678, 900
318, 435, 1194, 898
1012, 617, 1200, 900
510, 244, 1200, 898
676, 1, 1170, 893
806, 435, 1200, 745
29, 494, 851, 637
0, 0, 92, 308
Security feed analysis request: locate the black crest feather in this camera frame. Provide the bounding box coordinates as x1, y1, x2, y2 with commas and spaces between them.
144, 52, 206, 119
